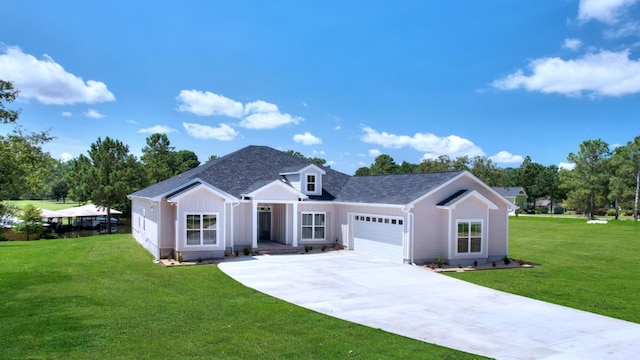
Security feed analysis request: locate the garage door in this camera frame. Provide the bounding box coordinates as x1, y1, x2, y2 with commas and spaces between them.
352, 215, 404, 262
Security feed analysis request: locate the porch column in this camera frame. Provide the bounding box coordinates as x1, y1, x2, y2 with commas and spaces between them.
251, 199, 257, 248
292, 202, 298, 247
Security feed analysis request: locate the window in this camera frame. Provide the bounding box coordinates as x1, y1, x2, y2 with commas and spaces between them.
457, 221, 482, 253
302, 212, 325, 240
306, 175, 316, 192
186, 213, 217, 246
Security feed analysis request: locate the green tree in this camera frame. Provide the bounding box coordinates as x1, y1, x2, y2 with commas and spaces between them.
0, 80, 20, 124
565, 139, 611, 219
174, 150, 201, 173
285, 150, 328, 167
67, 155, 92, 204
354, 167, 371, 176
206, 154, 219, 163
416, 155, 453, 173
608, 136, 640, 220
399, 161, 418, 174
468, 156, 508, 186
370, 154, 399, 175
14, 203, 43, 240
47, 161, 71, 203
76, 137, 145, 232
141, 133, 175, 185
0, 80, 55, 204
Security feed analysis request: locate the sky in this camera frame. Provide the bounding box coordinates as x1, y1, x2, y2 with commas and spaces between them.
1, 0, 640, 175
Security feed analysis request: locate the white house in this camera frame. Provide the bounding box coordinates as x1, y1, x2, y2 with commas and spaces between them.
128, 146, 516, 265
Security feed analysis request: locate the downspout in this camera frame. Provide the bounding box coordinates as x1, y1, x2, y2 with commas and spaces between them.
401, 206, 414, 265
230, 201, 240, 253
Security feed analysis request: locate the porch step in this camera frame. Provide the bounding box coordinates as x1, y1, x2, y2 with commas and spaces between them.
255, 247, 303, 255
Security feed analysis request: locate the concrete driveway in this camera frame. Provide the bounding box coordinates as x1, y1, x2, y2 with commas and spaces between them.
219, 251, 640, 359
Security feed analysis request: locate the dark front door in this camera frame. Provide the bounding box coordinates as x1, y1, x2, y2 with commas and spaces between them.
258, 211, 271, 241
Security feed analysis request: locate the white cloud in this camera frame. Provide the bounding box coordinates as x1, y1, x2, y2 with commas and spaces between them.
361, 126, 485, 159
369, 149, 381, 157
334, 125, 341, 130
578, 0, 637, 24
604, 20, 640, 38
0, 45, 115, 105
126, 119, 139, 124
240, 112, 302, 129
60, 152, 73, 162
84, 108, 105, 119
244, 100, 279, 115
559, 162, 576, 170
183, 122, 238, 141
176, 90, 303, 129
563, 38, 582, 51
176, 90, 244, 117
293, 132, 322, 145
492, 50, 640, 97
61, 111, 72, 117
138, 125, 177, 134
488, 151, 524, 164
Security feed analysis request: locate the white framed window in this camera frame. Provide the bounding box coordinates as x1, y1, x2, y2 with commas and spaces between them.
186, 213, 218, 246
301, 212, 325, 240
306, 175, 316, 192
457, 220, 482, 253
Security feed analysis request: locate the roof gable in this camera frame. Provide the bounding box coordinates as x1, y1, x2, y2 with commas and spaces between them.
241, 179, 308, 200
436, 189, 499, 210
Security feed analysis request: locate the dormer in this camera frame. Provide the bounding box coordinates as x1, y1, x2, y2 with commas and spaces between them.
280, 164, 326, 196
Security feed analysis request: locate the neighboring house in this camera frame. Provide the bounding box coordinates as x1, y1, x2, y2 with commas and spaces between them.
492, 187, 527, 211
535, 198, 565, 214
128, 146, 517, 265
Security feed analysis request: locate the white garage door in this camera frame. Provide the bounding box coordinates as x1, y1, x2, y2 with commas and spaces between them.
352, 215, 404, 262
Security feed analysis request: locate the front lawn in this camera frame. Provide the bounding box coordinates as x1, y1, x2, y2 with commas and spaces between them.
0, 235, 482, 360
448, 217, 640, 323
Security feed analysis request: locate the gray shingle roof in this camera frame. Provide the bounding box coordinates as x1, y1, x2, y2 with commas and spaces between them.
129, 145, 464, 205
129, 145, 349, 200
334, 171, 464, 205
491, 187, 526, 198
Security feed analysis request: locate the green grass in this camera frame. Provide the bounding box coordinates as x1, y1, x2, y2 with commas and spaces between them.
448, 217, 640, 323
0, 235, 482, 360
4, 199, 83, 211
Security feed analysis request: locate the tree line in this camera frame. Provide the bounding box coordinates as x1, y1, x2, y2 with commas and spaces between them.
354, 138, 640, 220
1, 79, 639, 222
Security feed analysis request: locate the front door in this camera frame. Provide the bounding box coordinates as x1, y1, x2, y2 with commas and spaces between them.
258, 209, 271, 241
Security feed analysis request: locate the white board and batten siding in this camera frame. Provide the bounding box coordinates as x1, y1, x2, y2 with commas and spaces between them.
131, 198, 160, 259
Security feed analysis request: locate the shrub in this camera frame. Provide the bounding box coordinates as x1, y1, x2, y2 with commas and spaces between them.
437, 256, 445, 268
503, 256, 510, 265
606, 209, 616, 216
243, 246, 251, 256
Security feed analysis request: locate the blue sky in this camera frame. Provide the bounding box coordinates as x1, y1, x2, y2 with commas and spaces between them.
2, 0, 640, 175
